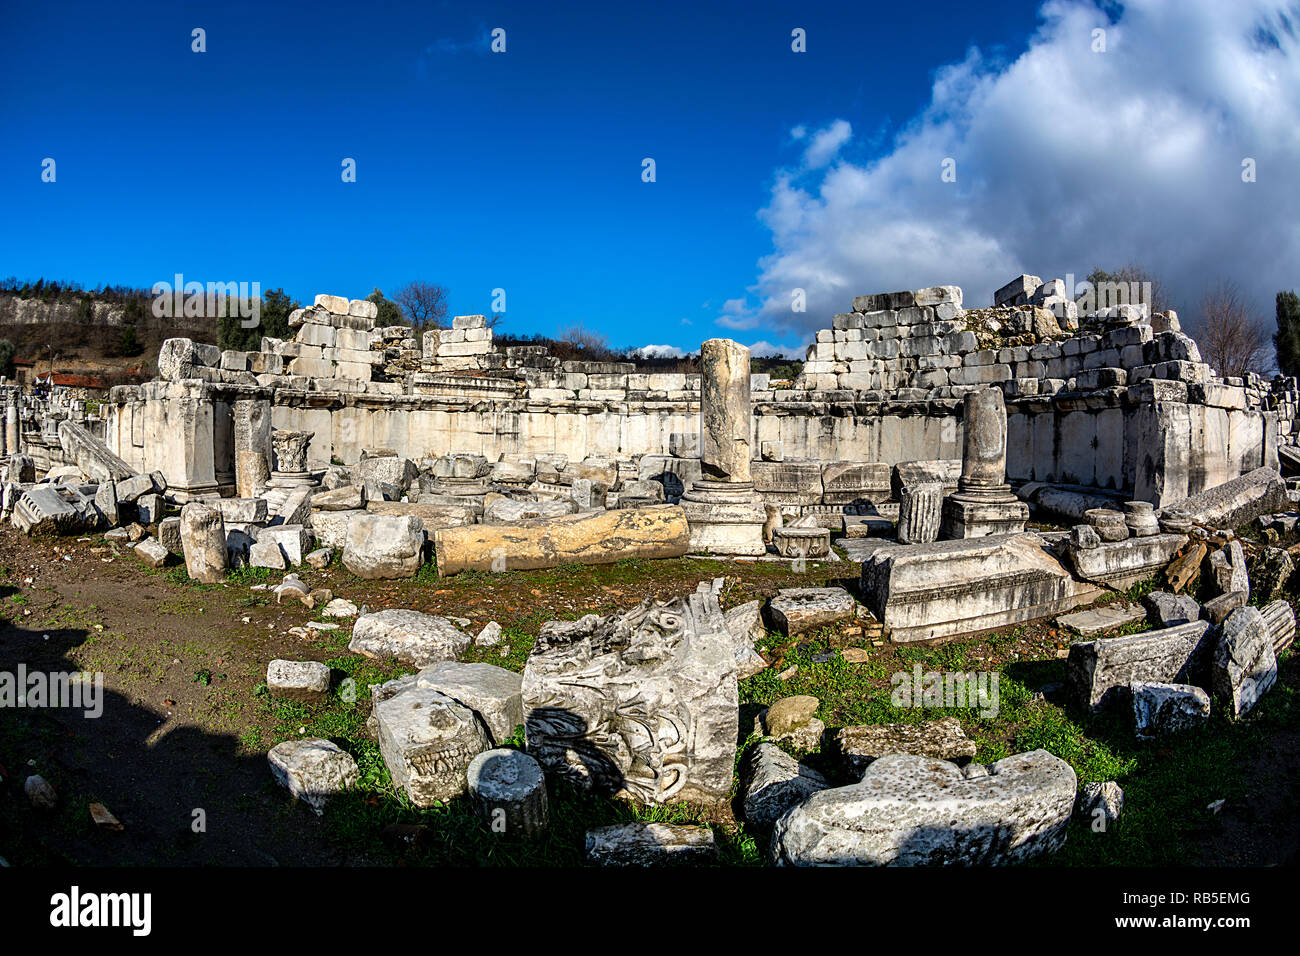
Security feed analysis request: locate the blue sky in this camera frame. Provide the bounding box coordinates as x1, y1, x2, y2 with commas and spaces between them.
2, 0, 1298, 357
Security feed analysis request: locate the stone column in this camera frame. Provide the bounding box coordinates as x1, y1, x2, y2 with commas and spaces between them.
233, 400, 272, 498
678, 339, 766, 555
700, 339, 753, 483
898, 482, 942, 544
1, 393, 13, 457
940, 386, 1028, 539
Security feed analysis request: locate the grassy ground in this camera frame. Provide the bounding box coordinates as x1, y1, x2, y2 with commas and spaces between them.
0, 524, 1295, 866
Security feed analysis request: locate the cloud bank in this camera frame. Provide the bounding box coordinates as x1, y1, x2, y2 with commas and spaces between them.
736, 0, 1300, 340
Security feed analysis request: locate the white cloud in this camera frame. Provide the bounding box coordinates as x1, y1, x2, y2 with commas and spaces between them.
802, 119, 852, 169
745, 339, 802, 359
741, 0, 1300, 341
633, 344, 688, 359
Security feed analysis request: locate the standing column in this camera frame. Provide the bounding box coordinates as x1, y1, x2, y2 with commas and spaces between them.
6, 394, 22, 458
940, 386, 1028, 539
233, 399, 272, 498
677, 339, 766, 555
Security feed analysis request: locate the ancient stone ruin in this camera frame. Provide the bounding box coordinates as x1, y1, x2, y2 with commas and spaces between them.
3, 273, 1295, 866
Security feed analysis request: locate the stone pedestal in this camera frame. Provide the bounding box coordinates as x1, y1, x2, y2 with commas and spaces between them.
162, 392, 220, 501
679, 339, 766, 555
680, 480, 768, 556
268, 429, 317, 489
941, 387, 1027, 539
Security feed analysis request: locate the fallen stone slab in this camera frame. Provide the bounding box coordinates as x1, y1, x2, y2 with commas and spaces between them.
411, 661, 523, 745
467, 748, 548, 836
267, 739, 359, 814
829, 717, 977, 778
524, 591, 737, 805
1212, 607, 1277, 719
376, 688, 491, 807
723, 600, 768, 678
433, 504, 689, 577
1057, 602, 1145, 635
158, 516, 183, 555
741, 743, 830, 827
768, 587, 856, 636
1067, 532, 1188, 590
215, 497, 268, 524
249, 538, 287, 570
307, 508, 361, 550
1249, 546, 1293, 602
1068, 619, 1213, 712
365, 500, 478, 532
1208, 540, 1249, 600
56, 419, 136, 485
343, 513, 425, 579
1171, 467, 1287, 530
311, 485, 365, 512
584, 822, 717, 866
349, 609, 472, 666
1261, 599, 1295, 654
1131, 680, 1211, 740
12, 485, 97, 535
862, 533, 1099, 643
770, 750, 1076, 866
266, 659, 332, 701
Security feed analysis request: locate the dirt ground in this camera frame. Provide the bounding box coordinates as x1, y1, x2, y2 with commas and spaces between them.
0, 523, 1295, 867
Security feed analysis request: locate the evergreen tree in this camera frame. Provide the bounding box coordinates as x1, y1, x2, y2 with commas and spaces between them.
1275, 290, 1300, 379
367, 288, 403, 326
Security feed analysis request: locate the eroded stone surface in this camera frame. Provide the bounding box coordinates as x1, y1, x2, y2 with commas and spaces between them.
585, 822, 717, 866
376, 688, 491, 807
741, 743, 829, 827
768, 587, 855, 636
771, 750, 1076, 866
1212, 607, 1277, 718
267, 738, 358, 814
830, 717, 977, 778
349, 609, 471, 666
523, 591, 738, 805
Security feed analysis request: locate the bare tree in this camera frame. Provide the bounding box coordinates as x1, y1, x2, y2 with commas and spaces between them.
558, 320, 610, 354
393, 281, 450, 329
1198, 279, 1269, 378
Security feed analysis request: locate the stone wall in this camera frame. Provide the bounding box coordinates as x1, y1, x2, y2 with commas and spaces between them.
96, 282, 1278, 508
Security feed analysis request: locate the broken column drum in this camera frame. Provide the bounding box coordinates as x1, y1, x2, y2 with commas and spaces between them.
940, 386, 1028, 539
677, 338, 766, 555
233, 400, 272, 498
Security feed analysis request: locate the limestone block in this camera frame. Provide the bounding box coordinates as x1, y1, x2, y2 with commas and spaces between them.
216, 497, 268, 524
482, 497, 577, 524
1168, 466, 1286, 529
585, 823, 717, 866
267, 659, 331, 701
772, 526, 831, 559
433, 505, 689, 577
829, 717, 978, 778
1067, 620, 1213, 712
770, 750, 1075, 866
412, 661, 523, 745
343, 513, 425, 579
1212, 607, 1277, 718
267, 738, 359, 815
349, 608, 471, 666
767, 587, 855, 636
1131, 681, 1210, 740
377, 688, 491, 807
741, 743, 830, 827
308, 508, 362, 551
133, 536, 170, 568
